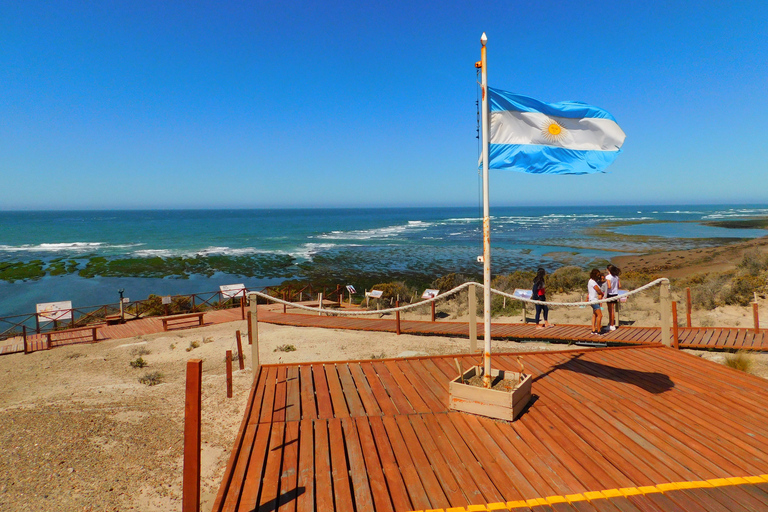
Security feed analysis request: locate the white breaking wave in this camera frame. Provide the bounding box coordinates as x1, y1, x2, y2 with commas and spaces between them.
316, 220, 431, 240
0, 242, 143, 253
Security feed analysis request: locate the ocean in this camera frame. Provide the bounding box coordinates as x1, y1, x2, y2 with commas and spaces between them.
1, 205, 767, 318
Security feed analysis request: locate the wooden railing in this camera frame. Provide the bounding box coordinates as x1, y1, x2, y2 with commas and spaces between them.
0, 283, 342, 343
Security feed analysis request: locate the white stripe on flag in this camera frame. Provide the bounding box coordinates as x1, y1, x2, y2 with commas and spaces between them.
490, 110, 625, 151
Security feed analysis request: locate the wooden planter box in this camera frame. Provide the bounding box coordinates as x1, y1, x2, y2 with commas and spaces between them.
449, 366, 532, 421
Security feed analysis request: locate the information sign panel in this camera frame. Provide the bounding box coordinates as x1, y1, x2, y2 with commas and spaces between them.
36, 301, 73, 321
512, 289, 532, 300
366, 290, 383, 298
421, 289, 440, 299
220, 284, 246, 299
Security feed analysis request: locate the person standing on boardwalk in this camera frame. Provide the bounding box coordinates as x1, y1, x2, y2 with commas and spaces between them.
605, 264, 621, 331
588, 268, 604, 335
532, 268, 552, 328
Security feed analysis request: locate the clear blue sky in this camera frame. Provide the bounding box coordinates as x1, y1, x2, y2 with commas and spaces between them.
2, 1, 766, 210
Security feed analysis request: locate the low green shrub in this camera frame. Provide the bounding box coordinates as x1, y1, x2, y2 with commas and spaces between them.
130, 357, 148, 368
139, 371, 163, 386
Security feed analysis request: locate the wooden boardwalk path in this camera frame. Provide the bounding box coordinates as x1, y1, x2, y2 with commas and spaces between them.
258, 309, 768, 351
212, 345, 768, 512
3, 306, 766, 355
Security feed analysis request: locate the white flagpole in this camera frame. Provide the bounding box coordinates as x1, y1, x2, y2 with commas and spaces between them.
479, 33, 492, 387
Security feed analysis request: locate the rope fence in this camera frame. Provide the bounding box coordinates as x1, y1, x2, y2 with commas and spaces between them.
245, 278, 671, 316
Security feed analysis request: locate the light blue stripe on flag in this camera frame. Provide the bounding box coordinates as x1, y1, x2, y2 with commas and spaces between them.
488, 87, 626, 175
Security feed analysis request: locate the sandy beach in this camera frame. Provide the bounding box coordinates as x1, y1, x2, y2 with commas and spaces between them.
1, 237, 768, 511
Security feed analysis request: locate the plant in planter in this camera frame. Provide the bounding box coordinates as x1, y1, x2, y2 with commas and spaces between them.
449, 357, 532, 421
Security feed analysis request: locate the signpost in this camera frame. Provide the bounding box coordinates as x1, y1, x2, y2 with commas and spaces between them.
365, 289, 383, 308
346, 285, 356, 305
220, 284, 247, 319
36, 300, 73, 332
37, 301, 72, 323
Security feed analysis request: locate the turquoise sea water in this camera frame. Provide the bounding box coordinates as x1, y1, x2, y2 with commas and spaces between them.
1, 205, 767, 318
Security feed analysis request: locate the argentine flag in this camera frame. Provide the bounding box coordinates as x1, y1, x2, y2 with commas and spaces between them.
488, 87, 626, 175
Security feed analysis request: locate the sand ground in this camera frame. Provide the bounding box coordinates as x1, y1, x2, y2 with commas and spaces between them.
2, 238, 768, 511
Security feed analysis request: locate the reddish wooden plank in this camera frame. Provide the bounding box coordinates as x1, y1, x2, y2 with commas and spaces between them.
419, 414, 490, 505
298, 365, 316, 421
257, 422, 285, 512
432, 413, 506, 503
348, 363, 383, 416
395, 414, 455, 508
285, 366, 301, 422
354, 417, 395, 512
295, 420, 315, 512
259, 366, 278, 424
324, 364, 350, 418
371, 361, 416, 415
277, 421, 300, 512
360, 362, 399, 416
311, 364, 334, 419
380, 415, 435, 510
336, 363, 366, 417
272, 366, 288, 423
404, 359, 449, 410
340, 418, 376, 512
368, 416, 419, 511
313, 421, 334, 512
328, 418, 355, 512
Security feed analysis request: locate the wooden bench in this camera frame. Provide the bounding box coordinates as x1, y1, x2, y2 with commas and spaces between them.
161, 312, 205, 331
44, 326, 100, 350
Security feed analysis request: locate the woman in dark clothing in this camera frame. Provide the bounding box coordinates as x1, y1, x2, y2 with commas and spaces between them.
532, 268, 552, 328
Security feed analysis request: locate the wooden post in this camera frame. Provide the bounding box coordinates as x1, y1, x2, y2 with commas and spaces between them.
235, 330, 245, 370
337, 285, 342, 306
240, 296, 245, 320
671, 301, 680, 350
318, 293, 323, 316
182, 359, 202, 512
23, 325, 28, 355
686, 287, 692, 328
395, 301, 401, 335
226, 350, 233, 398
431, 301, 436, 322
246, 313, 253, 345
754, 302, 760, 334
468, 284, 477, 353
282, 292, 286, 314
248, 293, 260, 379
522, 302, 526, 324
191, 294, 196, 312
659, 280, 671, 347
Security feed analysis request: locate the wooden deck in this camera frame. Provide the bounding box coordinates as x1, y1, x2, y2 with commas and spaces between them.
2, 306, 766, 356
257, 309, 768, 351
213, 345, 768, 512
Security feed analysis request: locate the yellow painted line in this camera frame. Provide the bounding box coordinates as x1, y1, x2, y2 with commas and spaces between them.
407, 474, 768, 512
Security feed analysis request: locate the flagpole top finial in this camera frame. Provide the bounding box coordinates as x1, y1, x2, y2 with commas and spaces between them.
481, 33, 487, 45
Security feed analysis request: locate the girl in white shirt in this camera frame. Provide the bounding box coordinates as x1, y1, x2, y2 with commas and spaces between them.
588, 268, 604, 335
605, 265, 621, 331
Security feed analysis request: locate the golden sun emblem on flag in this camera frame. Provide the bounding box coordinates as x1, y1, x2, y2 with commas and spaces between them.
541, 118, 566, 143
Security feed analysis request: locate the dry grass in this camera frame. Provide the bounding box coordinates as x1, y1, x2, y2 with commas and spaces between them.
724, 350, 754, 373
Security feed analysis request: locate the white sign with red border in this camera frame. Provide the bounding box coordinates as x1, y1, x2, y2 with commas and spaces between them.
36, 301, 73, 321
421, 289, 440, 299
220, 284, 246, 299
